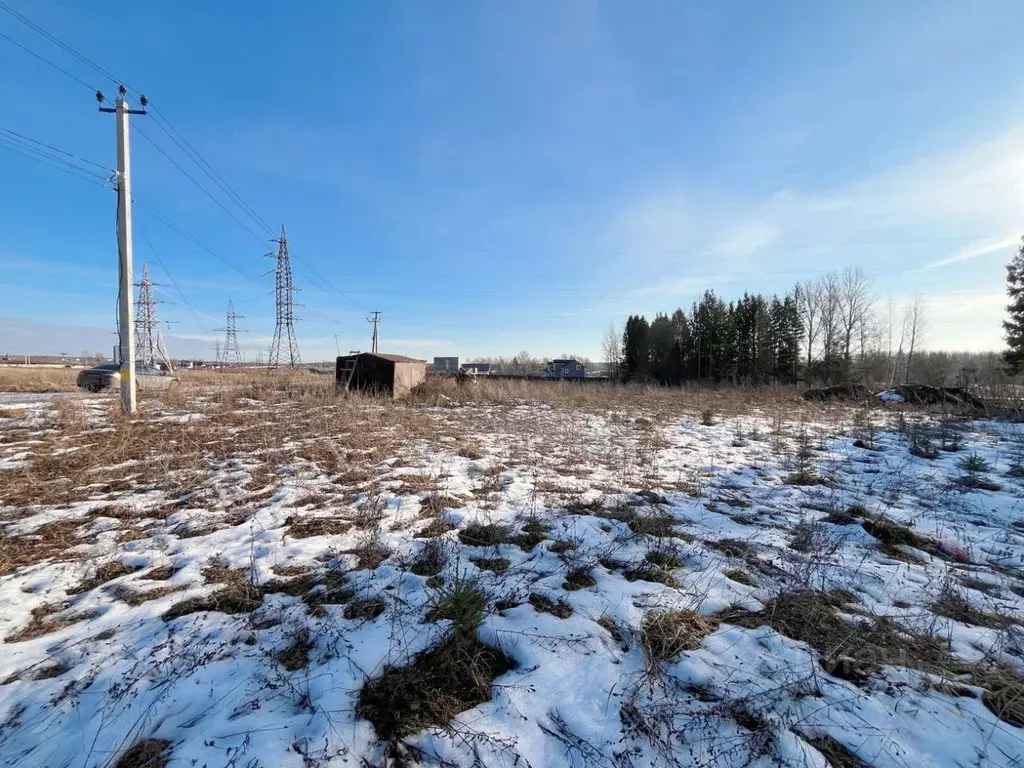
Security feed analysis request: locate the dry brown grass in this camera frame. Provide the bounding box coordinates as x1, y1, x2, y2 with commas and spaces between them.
112, 738, 172, 768
0, 366, 78, 392
5, 602, 91, 643
411, 375, 807, 419
641, 610, 719, 662
0, 520, 92, 577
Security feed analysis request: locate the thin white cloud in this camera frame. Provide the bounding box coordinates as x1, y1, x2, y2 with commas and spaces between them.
924, 236, 1019, 269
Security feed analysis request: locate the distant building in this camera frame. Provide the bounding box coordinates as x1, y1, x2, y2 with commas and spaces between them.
547, 358, 586, 380
337, 352, 427, 399
432, 356, 459, 373
460, 362, 491, 375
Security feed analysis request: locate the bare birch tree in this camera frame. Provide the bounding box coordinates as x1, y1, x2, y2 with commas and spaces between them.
796, 280, 821, 371
601, 322, 621, 378
903, 294, 928, 384
839, 266, 874, 370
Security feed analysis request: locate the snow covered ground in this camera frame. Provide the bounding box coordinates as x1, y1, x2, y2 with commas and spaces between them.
0, 387, 1022, 767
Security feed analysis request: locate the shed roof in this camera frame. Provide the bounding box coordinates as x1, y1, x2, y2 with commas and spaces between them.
340, 352, 425, 364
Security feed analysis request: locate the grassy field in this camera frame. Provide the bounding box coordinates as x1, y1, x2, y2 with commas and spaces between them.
0, 364, 334, 394
1, 379, 1022, 767
0, 366, 79, 392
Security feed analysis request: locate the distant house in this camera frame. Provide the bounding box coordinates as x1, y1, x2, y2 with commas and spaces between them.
432, 356, 459, 374
547, 359, 586, 380
459, 363, 491, 375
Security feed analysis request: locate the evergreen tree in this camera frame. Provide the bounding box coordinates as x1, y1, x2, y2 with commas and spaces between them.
669, 308, 690, 384
648, 314, 675, 384
775, 293, 803, 382
621, 315, 651, 381
1005, 238, 1024, 373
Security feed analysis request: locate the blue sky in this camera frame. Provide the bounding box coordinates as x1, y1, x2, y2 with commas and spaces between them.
2, 0, 1023, 361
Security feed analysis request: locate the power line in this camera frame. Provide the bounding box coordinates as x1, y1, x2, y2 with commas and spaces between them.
134, 201, 270, 288
0, 125, 111, 171
0, 135, 108, 186
143, 234, 215, 339
0, 1, 124, 87
145, 107, 275, 237
134, 124, 270, 246
0, 30, 96, 90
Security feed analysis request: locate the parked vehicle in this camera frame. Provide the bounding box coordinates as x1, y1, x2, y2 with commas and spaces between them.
76, 363, 179, 392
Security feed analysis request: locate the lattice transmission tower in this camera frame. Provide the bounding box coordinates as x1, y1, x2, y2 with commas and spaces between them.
134, 262, 171, 369
215, 300, 246, 365
267, 224, 300, 368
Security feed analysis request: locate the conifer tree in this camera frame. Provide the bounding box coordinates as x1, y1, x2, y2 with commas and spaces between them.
621, 315, 651, 381
1004, 237, 1024, 373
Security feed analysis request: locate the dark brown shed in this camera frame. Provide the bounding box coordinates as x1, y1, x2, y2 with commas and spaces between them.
336, 353, 427, 399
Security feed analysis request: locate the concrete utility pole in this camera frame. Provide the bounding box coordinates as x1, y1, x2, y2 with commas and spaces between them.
99, 86, 147, 413
368, 311, 381, 354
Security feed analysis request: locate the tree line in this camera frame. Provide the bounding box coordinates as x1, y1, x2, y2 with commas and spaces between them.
604, 266, 933, 386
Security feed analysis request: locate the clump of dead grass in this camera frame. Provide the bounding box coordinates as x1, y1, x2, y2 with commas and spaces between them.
344, 597, 386, 620
276, 629, 314, 671
5, 602, 90, 643
283, 515, 351, 539
563, 567, 597, 590
163, 568, 262, 621
470, 557, 510, 574
0, 520, 91, 577
456, 440, 486, 460
641, 610, 718, 662
529, 593, 573, 619
932, 589, 1016, 630
802, 735, 868, 768
410, 540, 447, 577
459, 522, 510, 547
112, 738, 172, 768
358, 574, 513, 741
68, 560, 141, 594
861, 516, 937, 558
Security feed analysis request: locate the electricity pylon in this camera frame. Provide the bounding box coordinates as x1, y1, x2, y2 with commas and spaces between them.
134, 262, 172, 369
267, 224, 300, 368
215, 300, 246, 366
